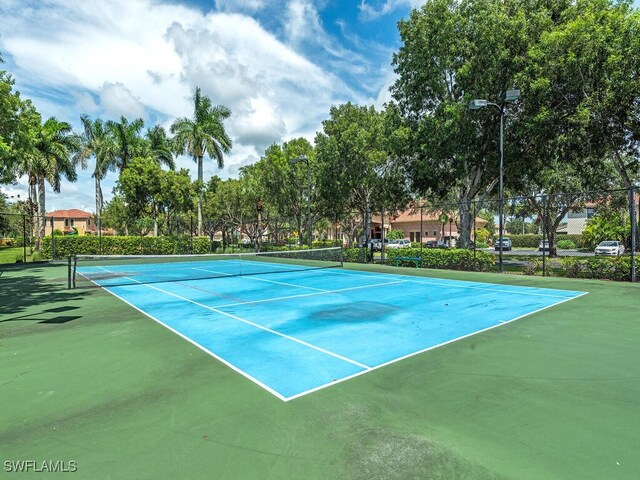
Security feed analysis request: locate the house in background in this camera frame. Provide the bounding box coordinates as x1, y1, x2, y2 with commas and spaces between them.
371, 209, 489, 246
45, 209, 96, 235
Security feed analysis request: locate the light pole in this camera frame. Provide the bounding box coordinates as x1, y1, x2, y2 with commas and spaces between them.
289, 155, 312, 246
469, 89, 520, 273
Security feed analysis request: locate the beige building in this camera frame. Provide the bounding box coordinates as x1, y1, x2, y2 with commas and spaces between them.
371, 209, 489, 245
45, 209, 96, 235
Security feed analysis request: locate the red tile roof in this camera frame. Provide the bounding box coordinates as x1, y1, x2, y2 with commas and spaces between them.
45, 209, 93, 219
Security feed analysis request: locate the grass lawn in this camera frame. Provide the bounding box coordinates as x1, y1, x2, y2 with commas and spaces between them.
0, 246, 32, 264
1, 262, 639, 479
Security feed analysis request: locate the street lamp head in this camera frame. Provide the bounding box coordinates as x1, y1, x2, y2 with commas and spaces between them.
468, 99, 488, 110
289, 155, 308, 165
501, 89, 520, 103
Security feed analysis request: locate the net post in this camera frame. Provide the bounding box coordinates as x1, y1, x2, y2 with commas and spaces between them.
340, 245, 344, 267
72, 255, 77, 289
67, 255, 72, 289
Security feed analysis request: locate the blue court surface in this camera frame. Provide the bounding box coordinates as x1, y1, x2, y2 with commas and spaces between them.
80, 262, 587, 401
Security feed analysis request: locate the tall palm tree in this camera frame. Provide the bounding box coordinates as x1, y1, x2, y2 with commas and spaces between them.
107, 116, 145, 173
75, 115, 118, 230
171, 87, 232, 235
32, 117, 80, 248
144, 125, 176, 170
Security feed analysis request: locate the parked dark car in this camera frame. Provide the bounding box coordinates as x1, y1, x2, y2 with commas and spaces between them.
425, 240, 447, 249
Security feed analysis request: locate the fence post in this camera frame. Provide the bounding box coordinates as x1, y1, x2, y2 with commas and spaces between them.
22, 213, 27, 263
542, 195, 547, 277
630, 186, 636, 282
50, 217, 55, 259
473, 202, 477, 271
98, 216, 102, 255
189, 215, 194, 254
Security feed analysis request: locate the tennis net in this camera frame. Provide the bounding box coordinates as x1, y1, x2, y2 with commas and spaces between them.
68, 247, 343, 288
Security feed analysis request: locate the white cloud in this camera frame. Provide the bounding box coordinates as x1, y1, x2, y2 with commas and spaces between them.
99, 82, 146, 120
215, 0, 267, 13
72, 91, 99, 114
0, 0, 394, 210
359, 0, 425, 21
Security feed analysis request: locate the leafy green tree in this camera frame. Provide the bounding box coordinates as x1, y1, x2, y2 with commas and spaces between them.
518, 0, 640, 248
116, 156, 163, 235
249, 138, 315, 245
158, 169, 194, 235
582, 208, 631, 248
202, 178, 244, 249
0, 68, 40, 184
391, 0, 539, 248
171, 87, 232, 235
386, 229, 405, 240
0, 192, 10, 234
101, 194, 129, 235
315, 103, 409, 247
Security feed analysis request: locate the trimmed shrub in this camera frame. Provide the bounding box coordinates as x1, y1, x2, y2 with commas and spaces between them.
507, 234, 584, 249
508, 234, 541, 248
560, 256, 630, 281
383, 247, 494, 272
522, 260, 542, 276
557, 239, 576, 249
41, 235, 221, 259
343, 247, 369, 263
311, 240, 337, 248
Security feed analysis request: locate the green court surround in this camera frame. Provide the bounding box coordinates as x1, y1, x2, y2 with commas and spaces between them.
1, 263, 638, 479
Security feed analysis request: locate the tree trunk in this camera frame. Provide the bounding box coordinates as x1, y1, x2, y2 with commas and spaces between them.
153, 204, 158, 237
37, 175, 46, 251
95, 176, 103, 236
197, 156, 203, 236
457, 195, 473, 248
29, 176, 39, 252
362, 205, 370, 246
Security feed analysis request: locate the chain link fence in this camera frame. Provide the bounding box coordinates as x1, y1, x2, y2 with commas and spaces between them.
2, 187, 638, 281
0, 211, 35, 263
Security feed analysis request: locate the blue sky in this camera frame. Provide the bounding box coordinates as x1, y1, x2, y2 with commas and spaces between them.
1, 0, 638, 212
0, 0, 423, 212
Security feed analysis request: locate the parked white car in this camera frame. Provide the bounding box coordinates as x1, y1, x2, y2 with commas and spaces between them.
594, 241, 625, 256
386, 239, 412, 249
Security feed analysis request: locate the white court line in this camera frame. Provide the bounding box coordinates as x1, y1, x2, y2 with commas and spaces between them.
86, 265, 589, 402
320, 268, 586, 299
212, 279, 408, 309
191, 266, 330, 293
283, 290, 590, 401
93, 266, 371, 371
85, 268, 288, 400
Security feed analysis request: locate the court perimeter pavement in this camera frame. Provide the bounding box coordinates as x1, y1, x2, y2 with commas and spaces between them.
1, 262, 639, 479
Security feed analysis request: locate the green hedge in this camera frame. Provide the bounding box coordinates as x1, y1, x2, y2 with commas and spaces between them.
507, 234, 584, 248
559, 257, 631, 282
384, 247, 494, 271
343, 247, 369, 263
342, 246, 494, 271
41, 236, 221, 259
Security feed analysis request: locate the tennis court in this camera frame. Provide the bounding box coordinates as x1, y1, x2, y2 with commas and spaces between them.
73, 249, 586, 400
2, 260, 640, 479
